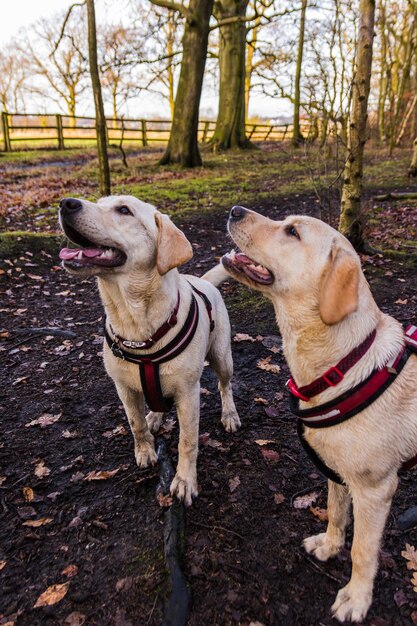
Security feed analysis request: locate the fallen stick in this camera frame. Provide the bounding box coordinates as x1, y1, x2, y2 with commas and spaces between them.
6, 327, 77, 339
373, 192, 417, 201
156, 438, 190, 626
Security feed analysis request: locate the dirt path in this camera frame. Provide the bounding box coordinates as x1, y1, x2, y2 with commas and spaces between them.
1, 196, 417, 626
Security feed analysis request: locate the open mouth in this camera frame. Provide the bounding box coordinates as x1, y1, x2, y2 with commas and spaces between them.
59, 221, 126, 270
222, 250, 274, 285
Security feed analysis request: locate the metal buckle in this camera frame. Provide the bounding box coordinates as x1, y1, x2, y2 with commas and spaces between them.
111, 342, 125, 360
286, 378, 309, 402
322, 366, 344, 387
123, 339, 150, 349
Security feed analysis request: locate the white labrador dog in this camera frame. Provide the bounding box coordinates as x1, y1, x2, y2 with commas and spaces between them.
221, 206, 417, 623
58, 195, 240, 506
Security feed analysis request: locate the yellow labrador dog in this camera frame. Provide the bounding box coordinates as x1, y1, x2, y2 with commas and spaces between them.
58, 195, 241, 506
221, 206, 417, 623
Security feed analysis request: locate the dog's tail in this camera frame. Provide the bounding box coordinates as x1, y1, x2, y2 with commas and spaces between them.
202, 263, 229, 287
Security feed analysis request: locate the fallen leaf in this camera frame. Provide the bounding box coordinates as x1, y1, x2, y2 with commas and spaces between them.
412, 571, 417, 593
254, 397, 268, 405
293, 491, 319, 509
64, 611, 86, 626
229, 476, 241, 493
274, 493, 285, 504
264, 406, 279, 418
25, 413, 61, 428
34, 582, 69, 608
0, 476, 7, 485
261, 449, 280, 463
34, 460, 51, 479
84, 468, 120, 481
200, 387, 213, 395
26, 274, 43, 281
255, 439, 275, 446
17, 506, 36, 519
23, 517, 53, 527
199, 432, 211, 444
102, 425, 128, 438
233, 333, 256, 342
62, 429, 78, 439
309, 506, 328, 522
12, 376, 29, 386
157, 492, 173, 507
257, 355, 281, 374
395, 299, 408, 305
401, 543, 417, 570
0, 560, 6, 570
115, 577, 133, 592
62, 564, 78, 578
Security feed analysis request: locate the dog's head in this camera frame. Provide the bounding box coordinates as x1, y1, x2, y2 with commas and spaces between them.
58, 195, 193, 278
222, 206, 360, 325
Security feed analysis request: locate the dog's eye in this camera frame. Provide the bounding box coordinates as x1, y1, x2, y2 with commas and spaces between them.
117, 206, 133, 216
285, 225, 299, 239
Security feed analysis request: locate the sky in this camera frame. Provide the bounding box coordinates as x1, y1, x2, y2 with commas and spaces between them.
0, 0, 284, 120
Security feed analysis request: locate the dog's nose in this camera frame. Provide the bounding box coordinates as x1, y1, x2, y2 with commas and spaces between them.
229, 206, 247, 221
59, 198, 83, 214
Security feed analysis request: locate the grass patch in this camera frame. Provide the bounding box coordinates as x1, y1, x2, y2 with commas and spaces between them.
0, 231, 61, 257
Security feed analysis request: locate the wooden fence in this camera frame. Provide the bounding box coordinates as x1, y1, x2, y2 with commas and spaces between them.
0, 112, 299, 152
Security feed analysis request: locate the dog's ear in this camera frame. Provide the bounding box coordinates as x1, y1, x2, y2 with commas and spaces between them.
319, 244, 359, 325
154, 212, 193, 275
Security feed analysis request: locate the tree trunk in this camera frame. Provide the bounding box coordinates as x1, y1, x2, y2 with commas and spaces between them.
339, 0, 376, 251
211, 0, 251, 150
408, 136, 417, 176
292, 0, 308, 147
86, 0, 111, 195
159, 0, 213, 167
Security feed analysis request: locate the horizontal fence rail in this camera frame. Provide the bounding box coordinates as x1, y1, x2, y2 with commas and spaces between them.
0, 112, 309, 152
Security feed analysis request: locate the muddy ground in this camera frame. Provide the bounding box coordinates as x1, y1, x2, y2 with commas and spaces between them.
1, 157, 417, 626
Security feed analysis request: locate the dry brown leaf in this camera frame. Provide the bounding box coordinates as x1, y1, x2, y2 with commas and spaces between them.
85, 469, 120, 481
0, 560, 6, 570
395, 299, 408, 305
309, 506, 328, 522
261, 448, 280, 463
411, 572, 417, 593
402, 543, 417, 570
0, 475, 7, 485
64, 611, 86, 626
293, 491, 319, 509
34, 582, 69, 608
23, 517, 53, 527
25, 413, 61, 428
157, 492, 173, 507
233, 333, 256, 342
274, 493, 285, 504
62, 564, 78, 578
22, 487, 35, 502
229, 476, 241, 493
12, 376, 29, 386
255, 439, 275, 446
257, 355, 281, 374
62, 429, 78, 439
34, 460, 51, 479
254, 397, 269, 405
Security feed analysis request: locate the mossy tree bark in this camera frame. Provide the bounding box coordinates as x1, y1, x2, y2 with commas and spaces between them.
211, 0, 251, 150
86, 0, 111, 195
339, 0, 375, 251
408, 136, 417, 176
292, 0, 307, 147
152, 0, 214, 167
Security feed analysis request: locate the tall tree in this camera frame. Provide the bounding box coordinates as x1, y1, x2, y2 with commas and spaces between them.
211, 0, 251, 150
292, 0, 307, 146
86, 0, 111, 195
339, 0, 376, 250
0, 49, 28, 113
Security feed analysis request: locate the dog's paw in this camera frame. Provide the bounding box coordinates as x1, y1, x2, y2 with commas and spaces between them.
221, 411, 241, 433
146, 411, 164, 433
170, 472, 198, 507
134, 440, 157, 468
331, 583, 372, 623
303, 533, 343, 561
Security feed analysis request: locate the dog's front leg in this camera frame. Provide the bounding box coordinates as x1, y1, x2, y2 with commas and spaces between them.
115, 383, 157, 468
170, 384, 200, 506
331, 474, 398, 623
304, 480, 351, 561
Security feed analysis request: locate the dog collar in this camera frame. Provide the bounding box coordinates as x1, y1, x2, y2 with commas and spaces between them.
108, 292, 181, 350
287, 328, 377, 402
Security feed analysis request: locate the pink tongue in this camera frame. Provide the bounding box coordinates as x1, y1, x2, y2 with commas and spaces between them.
59, 247, 103, 260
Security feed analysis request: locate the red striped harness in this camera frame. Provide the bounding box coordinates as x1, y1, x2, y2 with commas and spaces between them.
287, 324, 417, 484
104, 284, 214, 412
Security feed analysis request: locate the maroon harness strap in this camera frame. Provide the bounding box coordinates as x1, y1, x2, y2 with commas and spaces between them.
287, 328, 377, 401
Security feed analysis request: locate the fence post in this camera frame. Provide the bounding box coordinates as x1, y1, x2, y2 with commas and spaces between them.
202, 121, 210, 143
56, 114, 64, 150
264, 125, 274, 141
141, 119, 148, 147
1, 112, 11, 152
